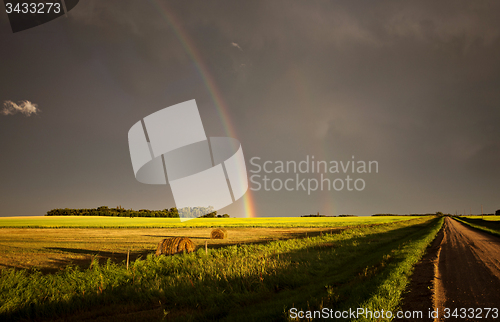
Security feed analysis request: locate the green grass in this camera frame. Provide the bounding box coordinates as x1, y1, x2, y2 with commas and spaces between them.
0, 216, 443, 321
0, 216, 419, 228
453, 216, 500, 238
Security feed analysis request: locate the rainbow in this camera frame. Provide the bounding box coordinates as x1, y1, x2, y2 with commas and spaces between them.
149, 1, 257, 218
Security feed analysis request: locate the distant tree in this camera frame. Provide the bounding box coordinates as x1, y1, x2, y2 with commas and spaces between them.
301, 214, 325, 217
201, 211, 217, 218
496, 209, 500, 216
168, 208, 179, 218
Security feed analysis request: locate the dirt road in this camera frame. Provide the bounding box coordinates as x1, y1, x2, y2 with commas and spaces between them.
434, 217, 500, 321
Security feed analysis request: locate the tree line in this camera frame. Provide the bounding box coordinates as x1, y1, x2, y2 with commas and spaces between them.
45, 206, 230, 218
46, 206, 180, 218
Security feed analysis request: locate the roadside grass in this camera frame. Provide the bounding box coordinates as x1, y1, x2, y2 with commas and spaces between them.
339, 216, 443, 321
0, 216, 419, 229
461, 215, 500, 222
0, 216, 442, 321
453, 216, 500, 238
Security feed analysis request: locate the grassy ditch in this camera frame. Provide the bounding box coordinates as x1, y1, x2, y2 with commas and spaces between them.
453, 216, 500, 238
0, 216, 443, 321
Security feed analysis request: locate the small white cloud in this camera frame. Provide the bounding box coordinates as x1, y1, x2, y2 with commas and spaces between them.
231, 42, 243, 51
2, 100, 40, 116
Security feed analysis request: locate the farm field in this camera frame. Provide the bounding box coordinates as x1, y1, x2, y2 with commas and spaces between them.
0, 216, 421, 273
0, 216, 420, 272
0, 215, 418, 228
0, 227, 343, 273
0, 216, 442, 321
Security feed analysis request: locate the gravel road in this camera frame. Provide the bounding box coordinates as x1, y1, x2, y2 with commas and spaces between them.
434, 217, 500, 321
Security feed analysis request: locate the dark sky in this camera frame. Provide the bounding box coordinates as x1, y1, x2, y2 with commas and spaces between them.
1, 1, 499, 217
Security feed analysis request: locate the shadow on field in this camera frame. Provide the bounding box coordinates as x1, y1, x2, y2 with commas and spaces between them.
204, 229, 346, 250
41, 248, 152, 274
0, 263, 22, 270
457, 217, 500, 232
143, 228, 346, 241
33, 229, 345, 273
1, 218, 440, 322
143, 234, 207, 239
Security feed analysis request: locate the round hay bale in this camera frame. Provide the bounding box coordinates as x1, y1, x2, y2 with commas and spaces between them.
155, 237, 195, 256
210, 228, 228, 239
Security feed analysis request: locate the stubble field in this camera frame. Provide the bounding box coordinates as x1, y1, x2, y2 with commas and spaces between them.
0, 215, 443, 321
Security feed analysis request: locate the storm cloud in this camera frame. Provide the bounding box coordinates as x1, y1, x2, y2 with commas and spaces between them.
0, 0, 499, 217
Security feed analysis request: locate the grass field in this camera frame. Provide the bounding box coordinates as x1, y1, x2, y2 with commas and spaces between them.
0, 215, 418, 228
0, 216, 420, 273
0, 215, 420, 272
0, 216, 442, 321
0, 227, 341, 272
454, 216, 500, 237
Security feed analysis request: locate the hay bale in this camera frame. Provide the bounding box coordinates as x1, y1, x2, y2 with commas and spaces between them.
210, 228, 228, 239
155, 237, 195, 256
